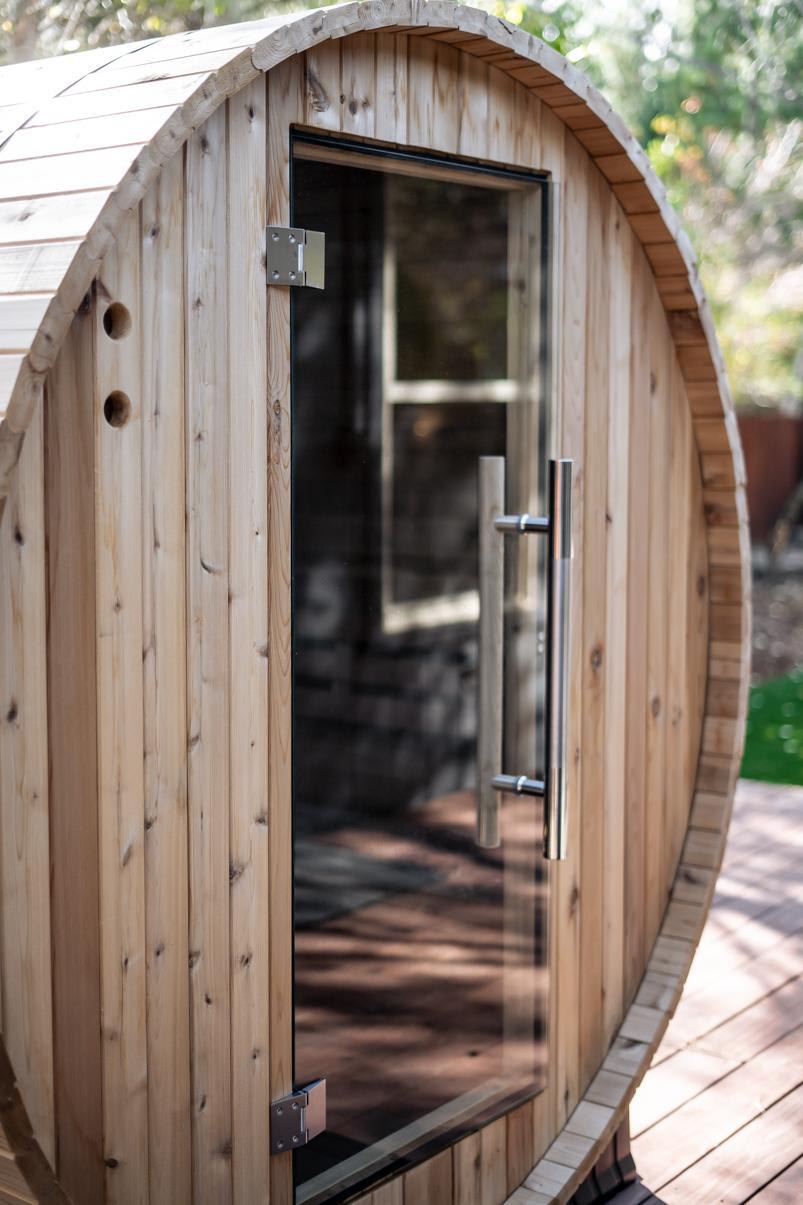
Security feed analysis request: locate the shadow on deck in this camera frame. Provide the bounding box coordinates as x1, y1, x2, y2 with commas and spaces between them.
624, 778, 803, 1204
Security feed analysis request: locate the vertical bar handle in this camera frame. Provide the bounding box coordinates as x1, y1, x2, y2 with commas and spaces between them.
477, 456, 505, 848
544, 459, 573, 860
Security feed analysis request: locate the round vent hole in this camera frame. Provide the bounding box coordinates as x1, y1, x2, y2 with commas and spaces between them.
102, 302, 132, 340
103, 391, 131, 428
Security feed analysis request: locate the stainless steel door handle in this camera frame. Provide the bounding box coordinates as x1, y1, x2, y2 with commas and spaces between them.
477, 457, 505, 849
477, 457, 573, 860
543, 458, 572, 860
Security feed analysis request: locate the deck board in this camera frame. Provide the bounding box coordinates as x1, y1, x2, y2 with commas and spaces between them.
629, 780, 803, 1204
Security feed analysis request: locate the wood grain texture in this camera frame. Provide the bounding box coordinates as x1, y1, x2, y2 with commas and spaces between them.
0, 396, 54, 1166
141, 149, 192, 1204
227, 76, 271, 1205
578, 159, 610, 1092
93, 205, 149, 1203
553, 120, 584, 1133
623, 243, 652, 1005
602, 191, 632, 1047
185, 106, 233, 1205
0, 14, 749, 1205
266, 55, 301, 1205
644, 281, 672, 953
44, 292, 104, 1204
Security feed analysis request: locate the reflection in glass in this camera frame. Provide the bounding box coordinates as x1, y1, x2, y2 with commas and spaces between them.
291, 143, 550, 1205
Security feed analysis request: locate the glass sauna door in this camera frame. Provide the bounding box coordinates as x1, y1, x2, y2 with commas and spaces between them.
291, 138, 550, 1204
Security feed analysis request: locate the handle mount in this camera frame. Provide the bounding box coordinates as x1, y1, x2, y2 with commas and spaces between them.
477, 457, 573, 861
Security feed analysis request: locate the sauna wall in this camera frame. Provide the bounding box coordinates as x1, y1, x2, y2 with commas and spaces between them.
0, 33, 710, 1205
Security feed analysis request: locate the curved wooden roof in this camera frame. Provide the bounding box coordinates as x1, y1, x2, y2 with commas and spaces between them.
0, 5, 750, 1202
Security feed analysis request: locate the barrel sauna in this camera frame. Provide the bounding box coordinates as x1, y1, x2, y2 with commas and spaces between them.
0, 5, 750, 1204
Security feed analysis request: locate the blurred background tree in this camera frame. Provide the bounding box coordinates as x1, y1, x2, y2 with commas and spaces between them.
1, 0, 800, 416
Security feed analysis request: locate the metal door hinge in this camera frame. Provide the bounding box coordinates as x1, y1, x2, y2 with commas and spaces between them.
270, 1078, 327, 1155
266, 226, 325, 289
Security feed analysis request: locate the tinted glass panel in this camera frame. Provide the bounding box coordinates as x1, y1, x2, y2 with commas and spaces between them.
292, 144, 549, 1205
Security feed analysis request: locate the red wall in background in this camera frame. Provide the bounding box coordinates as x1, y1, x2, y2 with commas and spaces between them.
737, 412, 803, 542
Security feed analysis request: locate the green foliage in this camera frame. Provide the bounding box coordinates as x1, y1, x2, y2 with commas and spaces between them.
0, 0, 310, 61
2, 0, 800, 412
742, 669, 803, 786
496, 0, 803, 413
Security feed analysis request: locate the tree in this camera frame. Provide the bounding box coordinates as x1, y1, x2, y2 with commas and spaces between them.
3, 0, 799, 409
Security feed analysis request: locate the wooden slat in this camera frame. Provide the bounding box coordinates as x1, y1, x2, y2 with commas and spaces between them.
554, 119, 585, 1128
664, 355, 692, 886
513, 77, 541, 170
506, 1099, 536, 1193
634, 1027, 803, 1190
571, 125, 621, 156
0, 145, 146, 204
372, 1181, 404, 1205
602, 188, 632, 1046
686, 444, 710, 799
94, 206, 148, 1199
644, 283, 671, 954
0, 43, 135, 108
185, 107, 233, 1205
594, 153, 642, 184
0, 295, 52, 350
0, 242, 80, 294
266, 55, 300, 1205
141, 148, 191, 1202
404, 1149, 453, 1204
0, 191, 110, 247
544, 1129, 595, 1172
585, 1069, 631, 1111
0, 398, 54, 1167
487, 65, 518, 164
0, 107, 177, 164
303, 40, 342, 131
579, 159, 610, 1089
29, 73, 210, 129
341, 31, 377, 139
45, 293, 103, 1204
623, 241, 651, 1004
665, 1088, 803, 1202
227, 78, 270, 1205
479, 1117, 508, 1202
631, 1044, 739, 1136
68, 46, 254, 94
408, 38, 459, 155
754, 1157, 803, 1203
457, 50, 489, 159
644, 241, 689, 278
452, 1131, 481, 1205
375, 33, 408, 143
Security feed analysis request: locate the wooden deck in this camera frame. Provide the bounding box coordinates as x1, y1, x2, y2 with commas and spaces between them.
627, 778, 803, 1204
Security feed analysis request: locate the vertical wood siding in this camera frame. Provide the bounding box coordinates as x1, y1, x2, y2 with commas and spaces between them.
0, 30, 724, 1205
141, 150, 192, 1204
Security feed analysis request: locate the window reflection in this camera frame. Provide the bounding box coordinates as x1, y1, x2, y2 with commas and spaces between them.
291, 143, 549, 1205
